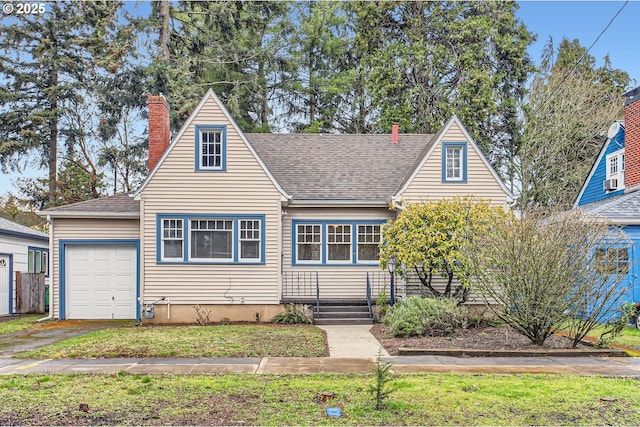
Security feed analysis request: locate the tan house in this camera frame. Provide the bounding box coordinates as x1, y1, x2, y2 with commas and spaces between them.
40, 90, 511, 323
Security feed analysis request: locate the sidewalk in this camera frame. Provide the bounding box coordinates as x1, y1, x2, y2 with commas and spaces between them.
1, 355, 640, 376
1, 320, 639, 377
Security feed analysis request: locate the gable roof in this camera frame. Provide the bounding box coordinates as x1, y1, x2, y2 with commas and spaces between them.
248, 133, 436, 202
133, 89, 288, 199
394, 115, 513, 200
578, 189, 640, 224
572, 120, 625, 208
0, 216, 48, 242
39, 193, 139, 218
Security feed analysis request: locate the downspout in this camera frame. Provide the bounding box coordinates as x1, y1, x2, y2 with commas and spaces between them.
37, 215, 54, 322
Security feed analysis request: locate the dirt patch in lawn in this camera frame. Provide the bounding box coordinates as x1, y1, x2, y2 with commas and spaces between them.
370, 323, 600, 356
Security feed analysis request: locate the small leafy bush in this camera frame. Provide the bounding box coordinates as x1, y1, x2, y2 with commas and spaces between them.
272, 304, 313, 324
383, 297, 468, 338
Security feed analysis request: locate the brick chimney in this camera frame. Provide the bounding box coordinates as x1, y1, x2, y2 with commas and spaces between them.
391, 124, 399, 144
147, 94, 171, 172
623, 87, 640, 191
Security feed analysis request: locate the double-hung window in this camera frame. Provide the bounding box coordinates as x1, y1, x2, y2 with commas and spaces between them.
357, 225, 381, 262
327, 225, 351, 262
159, 214, 264, 263
605, 148, 625, 191
196, 125, 226, 171
239, 219, 261, 261
294, 221, 383, 265
296, 224, 321, 262
161, 219, 184, 260
442, 142, 467, 182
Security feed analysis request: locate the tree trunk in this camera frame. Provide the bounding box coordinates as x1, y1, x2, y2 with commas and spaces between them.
159, 0, 170, 60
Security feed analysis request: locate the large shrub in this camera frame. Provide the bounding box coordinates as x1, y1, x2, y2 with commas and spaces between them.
380, 197, 511, 304
465, 210, 631, 347
383, 297, 468, 338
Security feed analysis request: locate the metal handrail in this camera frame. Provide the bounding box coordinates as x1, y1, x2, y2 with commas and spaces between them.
366, 272, 373, 319
315, 272, 320, 321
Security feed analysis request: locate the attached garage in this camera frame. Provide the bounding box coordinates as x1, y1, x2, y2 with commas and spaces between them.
62, 243, 138, 320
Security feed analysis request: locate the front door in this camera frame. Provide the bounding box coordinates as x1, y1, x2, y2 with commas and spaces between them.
0, 255, 9, 315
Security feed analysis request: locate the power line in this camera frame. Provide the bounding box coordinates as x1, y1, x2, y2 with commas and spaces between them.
531, 1, 629, 116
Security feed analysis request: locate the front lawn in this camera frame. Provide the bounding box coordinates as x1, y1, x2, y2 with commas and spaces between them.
0, 373, 636, 425
18, 324, 327, 358
586, 325, 640, 353
0, 315, 42, 335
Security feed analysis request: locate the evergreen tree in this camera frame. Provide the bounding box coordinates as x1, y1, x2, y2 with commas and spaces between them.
0, 1, 138, 207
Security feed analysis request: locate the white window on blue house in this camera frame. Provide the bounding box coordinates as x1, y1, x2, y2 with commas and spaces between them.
239, 219, 261, 260
595, 247, 629, 275
327, 225, 351, 262
296, 224, 321, 263
605, 148, 625, 191
442, 143, 467, 182
357, 225, 381, 261
161, 219, 184, 260
196, 125, 226, 171
191, 219, 233, 260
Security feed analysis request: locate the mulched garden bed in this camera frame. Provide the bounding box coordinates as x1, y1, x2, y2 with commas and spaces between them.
370, 323, 603, 356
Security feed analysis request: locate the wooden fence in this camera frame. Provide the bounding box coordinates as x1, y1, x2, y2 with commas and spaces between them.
15, 272, 45, 314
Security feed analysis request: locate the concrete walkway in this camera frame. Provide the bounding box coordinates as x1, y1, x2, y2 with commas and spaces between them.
1, 319, 640, 377
1, 355, 640, 376
318, 325, 389, 358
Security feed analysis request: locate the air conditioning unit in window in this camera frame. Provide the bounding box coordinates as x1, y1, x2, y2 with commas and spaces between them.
604, 178, 618, 191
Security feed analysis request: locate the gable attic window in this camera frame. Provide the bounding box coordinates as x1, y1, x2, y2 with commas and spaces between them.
442, 142, 467, 182
195, 124, 227, 171
605, 149, 624, 191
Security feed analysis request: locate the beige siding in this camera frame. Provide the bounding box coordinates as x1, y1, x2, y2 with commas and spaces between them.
283, 207, 393, 300
401, 121, 509, 207
140, 95, 283, 306
50, 218, 139, 319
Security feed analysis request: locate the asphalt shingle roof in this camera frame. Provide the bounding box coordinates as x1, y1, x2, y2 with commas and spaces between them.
578, 189, 640, 221
0, 216, 48, 240
247, 133, 436, 201
41, 193, 139, 215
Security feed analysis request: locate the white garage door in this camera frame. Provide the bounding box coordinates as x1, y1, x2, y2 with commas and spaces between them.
66, 245, 137, 319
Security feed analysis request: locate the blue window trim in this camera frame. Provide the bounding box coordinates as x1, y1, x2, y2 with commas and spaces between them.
59, 240, 140, 321
27, 246, 49, 277
156, 213, 266, 265
0, 252, 14, 315
442, 142, 467, 183
292, 220, 385, 267
195, 124, 227, 172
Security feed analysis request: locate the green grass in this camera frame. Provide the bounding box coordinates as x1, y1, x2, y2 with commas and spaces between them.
0, 373, 636, 425
18, 324, 327, 358
587, 325, 640, 350
0, 315, 42, 335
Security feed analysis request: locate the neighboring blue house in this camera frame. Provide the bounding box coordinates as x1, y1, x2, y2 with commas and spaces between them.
0, 216, 49, 316
574, 86, 640, 306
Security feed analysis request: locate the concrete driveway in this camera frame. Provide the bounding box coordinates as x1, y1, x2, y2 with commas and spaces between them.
0, 317, 131, 358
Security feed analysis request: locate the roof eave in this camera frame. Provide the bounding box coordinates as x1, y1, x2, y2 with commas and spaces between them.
36, 211, 140, 219
287, 199, 389, 208
0, 229, 48, 242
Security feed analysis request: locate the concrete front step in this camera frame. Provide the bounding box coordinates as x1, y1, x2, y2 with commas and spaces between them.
319, 311, 371, 319
318, 306, 370, 314
315, 318, 373, 325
